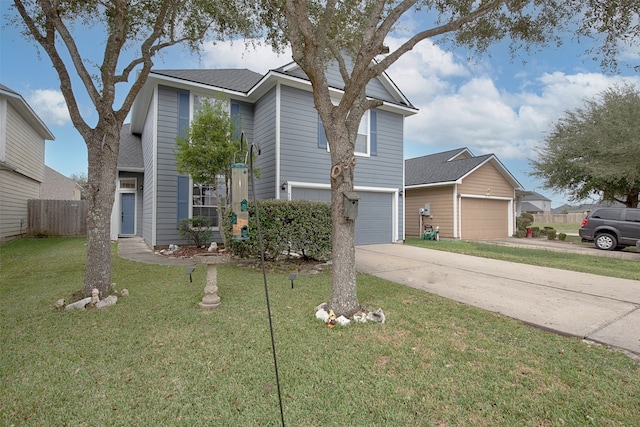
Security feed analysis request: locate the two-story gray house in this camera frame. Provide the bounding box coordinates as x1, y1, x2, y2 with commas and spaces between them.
111, 60, 416, 248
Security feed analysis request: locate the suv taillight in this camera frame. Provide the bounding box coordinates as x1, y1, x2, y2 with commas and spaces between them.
581, 218, 589, 227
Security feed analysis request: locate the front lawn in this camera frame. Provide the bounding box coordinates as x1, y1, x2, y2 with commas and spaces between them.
406, 238, 640, 281
1, 238, 638, 426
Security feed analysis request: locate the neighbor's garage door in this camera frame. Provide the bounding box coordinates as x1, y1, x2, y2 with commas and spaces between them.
291, 188, 393, 245
460, 198, 509, 240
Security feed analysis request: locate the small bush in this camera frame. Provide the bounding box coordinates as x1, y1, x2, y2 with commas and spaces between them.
532, 226, 541, 237
546, 228, 557, 240
178, 216, 213, 247
222, 199, 332, 261
558, 233, 567, 241
514, 230, 524, 238
516, 213, 534, 232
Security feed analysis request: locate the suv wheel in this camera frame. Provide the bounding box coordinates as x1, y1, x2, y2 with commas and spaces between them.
595, 233, 617, 251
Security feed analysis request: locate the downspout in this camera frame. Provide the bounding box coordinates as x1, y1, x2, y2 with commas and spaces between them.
453, 184, 459, 238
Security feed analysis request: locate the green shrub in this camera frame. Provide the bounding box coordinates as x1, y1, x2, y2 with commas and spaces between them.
516, 213, 534, 231
546, 228, 557, 240
178, 216, 212, 247
532, 226, 540, 237
222, 199, 332, 261
558, 232, 567, 241
514, 230, 524, 238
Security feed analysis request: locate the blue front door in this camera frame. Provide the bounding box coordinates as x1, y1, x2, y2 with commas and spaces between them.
121, 193, 135, 235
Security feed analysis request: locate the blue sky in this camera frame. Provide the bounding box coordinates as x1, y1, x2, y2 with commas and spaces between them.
1, 3, 639, 208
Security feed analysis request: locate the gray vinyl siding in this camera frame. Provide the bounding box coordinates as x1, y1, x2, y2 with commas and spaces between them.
155, 85, 185, 246
279, 86, 331, 184
154, 86, 255, 246
141, 93, 155, 244
252, 88, 277, 199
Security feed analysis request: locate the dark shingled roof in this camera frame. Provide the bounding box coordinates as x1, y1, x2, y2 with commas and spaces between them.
118, 123, 143, 170
151, 69, 263, 93
405, 148, 493, 186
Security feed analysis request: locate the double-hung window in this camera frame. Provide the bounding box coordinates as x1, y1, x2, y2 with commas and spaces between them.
318, 109, 377, 157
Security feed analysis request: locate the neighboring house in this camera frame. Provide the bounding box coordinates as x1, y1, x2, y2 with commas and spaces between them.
0, 84, 55, 243
405, 148, 523, 240
519, 191, 551, 214
41, 166, 83, 200
113, 60, 417, 247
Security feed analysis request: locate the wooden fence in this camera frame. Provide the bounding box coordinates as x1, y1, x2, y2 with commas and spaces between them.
28, 199, 87, 237
532, 213, 586, 224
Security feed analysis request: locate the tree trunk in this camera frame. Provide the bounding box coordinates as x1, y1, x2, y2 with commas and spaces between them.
82, 123, 121, 297
327, 130, 360, 317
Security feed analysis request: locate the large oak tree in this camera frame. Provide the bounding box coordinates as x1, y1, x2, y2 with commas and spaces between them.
260, 0, 640, 316
531, 84, 640, 207
9, 0, 256, 297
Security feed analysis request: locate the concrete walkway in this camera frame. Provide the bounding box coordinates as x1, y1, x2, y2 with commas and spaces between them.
117, 237, 195, 266
356, 244, 640, 357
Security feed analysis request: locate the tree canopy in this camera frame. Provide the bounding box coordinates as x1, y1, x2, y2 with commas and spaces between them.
175, 97, 240, 205
258, 0, 640, 316
9, 0, 257, 297
531, 84, 640, 207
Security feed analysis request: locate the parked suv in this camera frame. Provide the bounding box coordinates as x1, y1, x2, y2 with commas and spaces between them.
579, 207, 640, 250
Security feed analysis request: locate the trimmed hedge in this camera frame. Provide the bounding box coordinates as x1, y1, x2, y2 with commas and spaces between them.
222, 199, 332, 261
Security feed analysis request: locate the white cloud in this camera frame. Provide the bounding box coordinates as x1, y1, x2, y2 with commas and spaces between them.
391, 42, 640, 163
198, 40, 293, 73
27, 89, 70, 126
192, 37, 640, 172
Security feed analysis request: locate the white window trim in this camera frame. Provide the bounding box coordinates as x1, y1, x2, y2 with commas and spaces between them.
325, 109, 371, 157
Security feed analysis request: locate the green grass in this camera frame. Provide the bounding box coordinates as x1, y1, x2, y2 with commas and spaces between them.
533, 222, 581, 234
1, 238, 639, 426
406, 238, 640, 281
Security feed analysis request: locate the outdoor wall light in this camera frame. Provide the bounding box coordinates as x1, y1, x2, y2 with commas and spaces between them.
281, 181, 288, 191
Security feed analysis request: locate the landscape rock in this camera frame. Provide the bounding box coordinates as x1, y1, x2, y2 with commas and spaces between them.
54, 298, 65, 309
366, 308, 386, 324
336, 315, 351, 326
120, 289, 129, 297
65, 297, 92, 311
315, 308, 329, 322
96, 295, 118, 309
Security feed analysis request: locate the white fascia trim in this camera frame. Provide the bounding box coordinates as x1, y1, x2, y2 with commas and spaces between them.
458, 193, 513, 201
275, 82, 282, 199
406, 181, 461, 190
0, 98, 6, 162
151, 85, 159, 247
453, 184, 459, 238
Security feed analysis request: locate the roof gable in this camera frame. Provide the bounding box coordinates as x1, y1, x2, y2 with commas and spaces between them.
0, 84, 55, 141
405, 147, 522, 190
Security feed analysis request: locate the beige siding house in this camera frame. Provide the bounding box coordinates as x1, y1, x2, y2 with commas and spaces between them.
405, 148, 522, 240
0, 84, 55, 243
41, 166, 83, 200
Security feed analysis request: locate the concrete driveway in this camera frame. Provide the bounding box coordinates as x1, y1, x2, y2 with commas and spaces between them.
355, 243, 640, 357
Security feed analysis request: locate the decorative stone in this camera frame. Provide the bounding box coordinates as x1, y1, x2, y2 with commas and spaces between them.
336, 315, 351, 326
96, 295, 118, 309
120, 288, 129, 297
315, 308, 329, 322
65, 297, 92, 311
366, 308, 386, 324
54, 298, 65, 309
91, 288, 100, 304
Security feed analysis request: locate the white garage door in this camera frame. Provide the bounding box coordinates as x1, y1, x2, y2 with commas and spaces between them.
291, 188, 393, 245
460, 198, 509, 240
